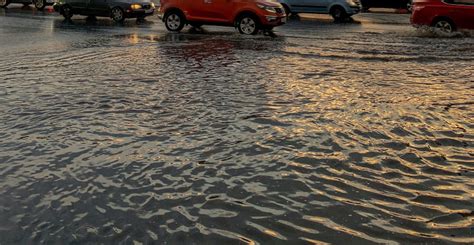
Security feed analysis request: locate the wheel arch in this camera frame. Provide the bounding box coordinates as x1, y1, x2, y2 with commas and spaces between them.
110, 6, 125, 15
329, 4, 349, 14
164, 7, 185, 19
233, 10, 260, 26
431, 16, 455, 28
279, 1, 291, 13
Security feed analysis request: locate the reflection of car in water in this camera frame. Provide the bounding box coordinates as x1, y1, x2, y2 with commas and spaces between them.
53, 0, 155, 23
158, 0, 287, 35
277, 0, 362, 21
0, 0, 54, 10
411, 0, 474, 33
360, 0, 411, 10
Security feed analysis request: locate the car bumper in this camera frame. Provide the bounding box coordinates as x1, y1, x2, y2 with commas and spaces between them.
348, 6, 361, 14
125, 8, 155, 17
261, 14, 287, 27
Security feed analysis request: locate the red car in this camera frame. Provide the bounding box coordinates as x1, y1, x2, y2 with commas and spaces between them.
159, 0, 287, 35
411, 0, 474, 33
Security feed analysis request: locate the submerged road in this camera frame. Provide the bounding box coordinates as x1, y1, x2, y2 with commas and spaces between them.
1, 5, 473, 244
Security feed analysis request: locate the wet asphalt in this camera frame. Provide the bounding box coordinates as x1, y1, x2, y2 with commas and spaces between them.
1, 5, 474, 244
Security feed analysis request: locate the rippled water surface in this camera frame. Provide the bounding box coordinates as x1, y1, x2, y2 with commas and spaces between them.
0, 11, 473, 244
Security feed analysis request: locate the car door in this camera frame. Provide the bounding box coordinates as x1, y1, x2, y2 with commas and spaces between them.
68, 0, 88, 11
290, 0, 328, 13
88, 0, 109, 16
203, 0, 233, 22
187, 0, 232, 22
186, 0, 210, 20
452, 0, 474, 29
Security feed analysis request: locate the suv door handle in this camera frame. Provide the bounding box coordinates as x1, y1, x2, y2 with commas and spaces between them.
204, 0, 212, 3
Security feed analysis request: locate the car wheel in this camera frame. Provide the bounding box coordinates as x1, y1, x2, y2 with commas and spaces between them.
33, 0, 46, 10
62, 5, 73, 19
111, 7, 125, 23
433, 19, 455, 34
164, 11, 185, 32
406, 0, 412, 11
237, 14, 259, 35
0, 0, 10, 8
330, 6, 347, 21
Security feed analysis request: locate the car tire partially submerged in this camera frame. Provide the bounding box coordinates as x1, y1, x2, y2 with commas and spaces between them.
164, 11, 185, 32
330, 6, 348, 21
237, 14, 260, 35
111, 7, 125, 23
432, 18, 455, 34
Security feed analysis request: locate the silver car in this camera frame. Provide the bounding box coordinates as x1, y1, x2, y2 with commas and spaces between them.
278, 0, 361, 21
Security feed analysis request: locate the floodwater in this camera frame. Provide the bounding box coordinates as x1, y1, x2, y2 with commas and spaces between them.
0, 7, 473, 244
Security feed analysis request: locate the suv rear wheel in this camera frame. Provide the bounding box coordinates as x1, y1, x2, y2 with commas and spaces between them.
0, 0, 10, 8
33, 0, 46, 10
432, 18, 455, 34
237, 14, 259, 35
164, 11, 185, 32
330, 6, 347, 21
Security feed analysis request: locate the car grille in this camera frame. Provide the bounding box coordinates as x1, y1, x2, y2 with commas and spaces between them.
275, 7, 283, 14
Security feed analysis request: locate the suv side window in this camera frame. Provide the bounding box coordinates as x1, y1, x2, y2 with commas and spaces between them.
449, 0, 474, 5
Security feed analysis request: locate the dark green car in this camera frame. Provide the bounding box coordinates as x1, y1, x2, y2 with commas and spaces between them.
53, 0, 155, 23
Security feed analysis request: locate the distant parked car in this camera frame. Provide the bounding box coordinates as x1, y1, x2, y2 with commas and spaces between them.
159, 0, 287, 35
360, 0, 411, 11
411, 0, 474, 33
53, 0, 155, 23
0, 0, 54, 10
277, 0, 361, 21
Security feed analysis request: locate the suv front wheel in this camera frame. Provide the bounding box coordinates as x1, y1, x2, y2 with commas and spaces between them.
164, 11, 185, 32
330, 6, 347, 21
237, 14, 259, 35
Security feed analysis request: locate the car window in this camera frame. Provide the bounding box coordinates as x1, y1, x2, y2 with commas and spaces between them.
445, 0, 474, 5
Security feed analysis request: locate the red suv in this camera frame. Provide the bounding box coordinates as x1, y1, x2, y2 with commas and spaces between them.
159, 0, 287, 35
411, 0, 474, 33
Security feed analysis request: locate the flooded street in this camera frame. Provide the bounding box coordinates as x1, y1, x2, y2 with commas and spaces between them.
0, 6, 473, 244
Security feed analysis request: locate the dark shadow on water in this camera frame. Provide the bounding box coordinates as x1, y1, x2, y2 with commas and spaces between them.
0, 5, 56, 17
52, 15, 155, 30
155, 32, 286, 64
286, 14, 361, 26
289, 13, 301, 20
